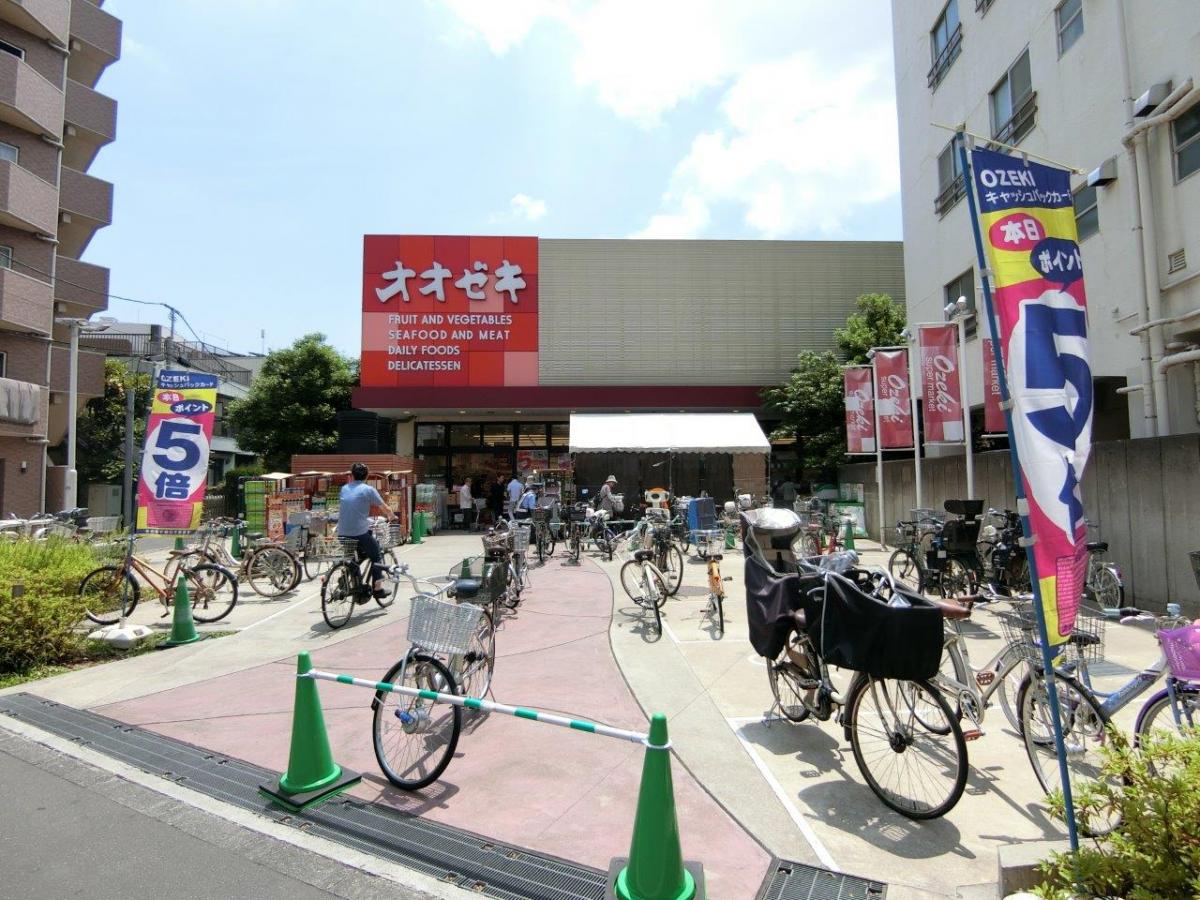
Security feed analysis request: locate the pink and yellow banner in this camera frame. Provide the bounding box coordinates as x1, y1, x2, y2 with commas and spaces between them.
843, 366, 875, 454
970, 147, 1092, 642
136, 370, 218, 534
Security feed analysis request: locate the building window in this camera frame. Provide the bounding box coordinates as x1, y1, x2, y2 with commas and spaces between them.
1056, 0, 1083, 55
518, 423, 548, 447
944, 269, 977, 339
0, 350, 6, 377
0, 246, 11, 269
1174, 103, 1200, 182
0, 39, 24, 60
449, 424, 481, 447
482, 424, 514, 447
990, 49, 1036, 144
1073, 184, 1099, 240
928, 1, 962, 89
416, 424, 445, 448
549, 423, 570, 447
0, 142, 17, 165
935, 139, 966, 216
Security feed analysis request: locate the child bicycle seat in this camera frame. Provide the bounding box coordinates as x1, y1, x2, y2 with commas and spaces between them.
741, 507, 804, 574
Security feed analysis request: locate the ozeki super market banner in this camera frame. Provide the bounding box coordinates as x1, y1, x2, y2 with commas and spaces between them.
918, 325, 964, 443
361, 235, 538, 388
873, 349, 914, 449
844, 366, 875, 454
136, 370, 218, 534
970, 147, 1093, 642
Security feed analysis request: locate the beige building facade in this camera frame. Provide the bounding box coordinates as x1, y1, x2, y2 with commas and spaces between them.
892, 0, 1200, 440
0, 0, 118, 515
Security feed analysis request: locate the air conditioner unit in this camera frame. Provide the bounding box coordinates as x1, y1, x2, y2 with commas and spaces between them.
1134, 82, 1172, 117
1087, 156, 1118, 187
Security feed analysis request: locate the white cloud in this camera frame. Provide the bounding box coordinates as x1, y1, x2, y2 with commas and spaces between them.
509, 193, 548, 221
438, 0, 566, 54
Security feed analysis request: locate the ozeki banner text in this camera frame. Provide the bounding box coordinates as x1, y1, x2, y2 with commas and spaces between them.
844, 366, 876, 454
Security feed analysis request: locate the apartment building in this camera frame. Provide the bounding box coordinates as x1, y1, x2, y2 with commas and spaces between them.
892, 0, 1200, 440
0, 0, 119, 515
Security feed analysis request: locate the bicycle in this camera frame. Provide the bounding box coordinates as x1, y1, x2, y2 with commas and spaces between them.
371, 589, 483, 789
647, 515, 684, 596
530, 507, 556, 563
1082, 521, 1124, 614
703, 545, 730, 638
618, 545, 667, 636
320, 525, 404, 629
746, 509, 968, 820
81, 536, 239, 625
182, 520, 301, 598
1015, 601, 1193, 835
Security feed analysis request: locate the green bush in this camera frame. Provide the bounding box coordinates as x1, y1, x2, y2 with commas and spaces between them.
0, 539, 101, 673
1036, 727, 1200, 900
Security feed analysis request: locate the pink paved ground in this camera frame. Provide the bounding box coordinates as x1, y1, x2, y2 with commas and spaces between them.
96, 554, 771, 899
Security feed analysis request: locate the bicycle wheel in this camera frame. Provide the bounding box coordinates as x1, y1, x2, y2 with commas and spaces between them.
767, 637, 812, 723
848, 676, 967, 819
321, 562, 357, 629
1135, 684, 1200, 776
503, 562, 521, 608
302, 536, 332, 581
660, 544, 684, 596
888, 548, 924, 592
81, 566, 140, 625
372, 653, 462, 790
456, 609, 495, 699
1018, 669, 1119, 836
535, 531, 546, 564
185, 564, 239, 623
246, 547, 296, 598
644, 564, 668, 610
376, 549, 400, 607
938, 557, 971, 598
901, 636, 963, 734
1088, 565, 1123, 614
994, 643, 1031, 732
619, 560, 645, 602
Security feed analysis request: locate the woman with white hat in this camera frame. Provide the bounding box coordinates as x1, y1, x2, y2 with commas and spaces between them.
596, 475, 622, 517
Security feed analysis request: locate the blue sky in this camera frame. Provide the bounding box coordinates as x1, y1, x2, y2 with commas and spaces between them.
88, 0, 901, 357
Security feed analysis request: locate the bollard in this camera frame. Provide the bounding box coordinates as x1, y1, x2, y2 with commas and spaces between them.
161, 575, 203, 647
173, 535, 185, 551
842, 517, 855, 551
411, 511, 425, 545
230, 524, 243, 560
259, 652, 361, 812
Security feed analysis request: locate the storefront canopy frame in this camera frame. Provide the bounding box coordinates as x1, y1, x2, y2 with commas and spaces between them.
568, 413, 770, 455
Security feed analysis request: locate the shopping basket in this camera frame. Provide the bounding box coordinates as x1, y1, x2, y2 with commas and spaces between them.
512, 522, 531, 552
999, 603, 1106, 664
1160, 622, 1200, 681
408, 595, 481, 656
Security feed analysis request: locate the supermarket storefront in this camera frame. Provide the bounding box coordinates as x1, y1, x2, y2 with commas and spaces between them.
354, 234, 905, 497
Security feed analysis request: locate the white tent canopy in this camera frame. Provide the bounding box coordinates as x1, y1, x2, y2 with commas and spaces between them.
569, 413, 770, 455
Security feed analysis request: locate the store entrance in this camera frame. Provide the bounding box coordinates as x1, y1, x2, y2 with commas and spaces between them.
452, 451, 513, 487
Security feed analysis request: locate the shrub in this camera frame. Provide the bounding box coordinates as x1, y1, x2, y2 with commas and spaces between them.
0, 539, 101, 673
1035, 727, 1200, 900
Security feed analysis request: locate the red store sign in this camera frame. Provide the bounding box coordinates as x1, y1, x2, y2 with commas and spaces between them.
361, 235, 539, 388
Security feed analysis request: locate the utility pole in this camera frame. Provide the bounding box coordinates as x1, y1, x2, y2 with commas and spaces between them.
122, 366, 135, 529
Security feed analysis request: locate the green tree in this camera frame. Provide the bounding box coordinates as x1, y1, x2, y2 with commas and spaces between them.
75, 361, 152, 486
228, 334, 356, 471
834, 293, 906, 363
762, 293, 908, 482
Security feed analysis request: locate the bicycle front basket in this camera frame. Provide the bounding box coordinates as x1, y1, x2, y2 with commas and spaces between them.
512, 523, 531, 552
1160, 622, 1200, 681
407, 595, 481, 656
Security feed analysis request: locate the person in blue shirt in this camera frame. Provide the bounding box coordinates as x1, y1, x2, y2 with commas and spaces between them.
514, 482, 539, 520
335, 463, 396, 599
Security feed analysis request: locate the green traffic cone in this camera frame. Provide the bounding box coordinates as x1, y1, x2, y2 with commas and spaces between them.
842, 518, 855, 551
173, 535, 185, 551
230, 524, 243, 560
613, 714, 700, 900
161, 575, 202, 647
259, 652, 361, 812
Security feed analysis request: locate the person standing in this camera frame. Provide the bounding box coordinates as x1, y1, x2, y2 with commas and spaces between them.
458, 478, 474, 530
488, 476, 505, 523
596, 475, 621, 516
506, 472, 523, 517
335, 463, 396, 599
514, 482, 539, 520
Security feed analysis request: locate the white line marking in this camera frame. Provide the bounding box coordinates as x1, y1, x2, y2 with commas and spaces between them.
725, 716, 840, 872
237, 590, 318, 633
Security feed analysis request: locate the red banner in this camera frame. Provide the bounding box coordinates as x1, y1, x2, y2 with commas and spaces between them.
873, 349, 914, 449
844, 366, 875, 454
982, 337, 1006, 434
361, 235, 539, 388
919, 324, 964, 443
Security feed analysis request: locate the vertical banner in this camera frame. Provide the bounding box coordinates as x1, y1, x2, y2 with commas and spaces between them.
136, 370, 218, 534
982, 338, 1007, 434
918, 325, 964, 443
970, 147, 1092, 641
873, 349, 914, 449
843, 366, 876, 454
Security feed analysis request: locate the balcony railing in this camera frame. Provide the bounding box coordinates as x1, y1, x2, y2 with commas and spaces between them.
80, 333, 254, 387
993, 91, 1038, 146
934, 174, 967, 217
927, 25, 962, 90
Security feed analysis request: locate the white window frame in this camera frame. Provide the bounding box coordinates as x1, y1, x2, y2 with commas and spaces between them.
1173, 104, 1200, 183
944, 268, 978, 339
0, 141, 18, 165
1073, 184, 1099, 240
928, 0, 963, 89
935, 139, 966, 215
0, 38, 25, 60
990, 49, 1035, 144
1056, 0, 1083, 56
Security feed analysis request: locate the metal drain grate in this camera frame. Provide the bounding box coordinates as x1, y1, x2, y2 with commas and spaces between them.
0, 693, 604, 900
757, 861, 886, 900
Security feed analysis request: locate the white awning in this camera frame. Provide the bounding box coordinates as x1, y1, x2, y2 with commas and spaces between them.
569, 413, 770, 455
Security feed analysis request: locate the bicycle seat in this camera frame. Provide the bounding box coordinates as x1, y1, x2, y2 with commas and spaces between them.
1069, 631, 1101, 647
707, 553, 724, 562
454, 578, 482, 599
246, 532, 264, 540
930, 597, 972, 621
633, 549, 655, 563
1086, 541, 1108, 553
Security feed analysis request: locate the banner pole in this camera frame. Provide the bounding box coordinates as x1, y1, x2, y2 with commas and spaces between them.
909, 345, 923, 509
957, 132, 1080, 851
957, 315, 975, 498
871, 357, 886, 549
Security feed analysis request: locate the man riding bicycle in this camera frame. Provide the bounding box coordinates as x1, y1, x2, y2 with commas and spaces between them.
336, 463, 397, 599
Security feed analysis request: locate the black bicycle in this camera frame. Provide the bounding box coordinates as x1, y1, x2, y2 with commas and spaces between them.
321, 529, 402, 629
530, 507, 556, 563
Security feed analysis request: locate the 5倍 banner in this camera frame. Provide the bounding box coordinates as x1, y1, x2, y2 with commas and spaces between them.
918, 325, 964, 443
982, 337, 1006, 434
970, 147, 1093, 642
136, 370, 218, 534
873, 349, 914, 449
843, 366, 876, 454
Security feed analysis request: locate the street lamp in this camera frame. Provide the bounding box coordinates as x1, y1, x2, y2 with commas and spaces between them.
942, 296, 975, 499
53, 314, 117, 508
